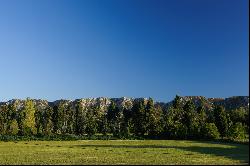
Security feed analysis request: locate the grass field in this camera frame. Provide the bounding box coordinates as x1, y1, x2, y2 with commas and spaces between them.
0, 140, 248, 165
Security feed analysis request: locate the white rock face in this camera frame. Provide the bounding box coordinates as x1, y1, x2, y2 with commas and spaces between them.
0, 96, 248, 113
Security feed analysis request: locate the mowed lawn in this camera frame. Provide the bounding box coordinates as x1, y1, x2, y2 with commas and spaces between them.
0, 140, 248, 165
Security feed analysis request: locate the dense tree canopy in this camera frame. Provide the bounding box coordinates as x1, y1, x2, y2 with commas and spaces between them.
0, 96, 248, 140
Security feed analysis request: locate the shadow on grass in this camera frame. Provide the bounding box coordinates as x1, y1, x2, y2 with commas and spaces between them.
73, 143, 249, 163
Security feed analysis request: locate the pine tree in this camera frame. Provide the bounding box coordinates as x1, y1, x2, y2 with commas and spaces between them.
145, 98, 163, 137
213, 106, 229, 137
132, 100, 146, 136
183, 100, 199, 138
107, 101, 123, 136
173, 95, 182, 109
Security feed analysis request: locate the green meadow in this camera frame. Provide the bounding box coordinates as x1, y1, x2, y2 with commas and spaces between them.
0, 140, 248, 165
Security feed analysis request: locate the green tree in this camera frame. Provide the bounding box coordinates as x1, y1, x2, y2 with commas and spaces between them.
183, 101, 200, 138
132, 100, 147, 136
52, 105, 59, 134
64, 105, 75, 134
22, 98, 37, 135
0, 105, 7, 134
245, 109, 249, 134
120, 108, 133, 138
74, 101, 82, 135
101, 114, 109, 135
145, 98, 163, 137
74, 101, 90, 135
163, 106, 184, 139
6, 104, 16, 134
35, 108, 43, 135
107, 101, 123, 137
8, 119, 19, 135
196, 106, 207, 138
85, 107, 98, 136
58, 102, 67, 134
17, 105, 25, 135
203, 123, 220, 139
42, 106, 53, 135
173, 95, 182, 109
213, 106, 229, 137
228, 122, 247, 140
230, 107, 248, 125
107, 101, 116, 134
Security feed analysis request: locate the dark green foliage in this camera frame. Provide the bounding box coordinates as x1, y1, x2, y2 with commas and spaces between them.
145, 98, 163, 136
173, 95, 182, 109
0, 105, 7, 134
85, 107, 98, 136
132, 100, 147, 136
182, 101, 199, 138
230, 107, 247, 123
163, 106, 184, 139
0, 96, 248, 141
196, 106, 207, 138
51, 105, 59, 134
6, 104, 17, 135
74, 102, 88, 135
100, 115, 109, 135
35, 108, 43, 135
228, 122, 247, 140
120, 108, 133, 137
107, 101, 117, 134
213, 106, 229, 137
107, 102, 124, 137
17, 105, 25, 135
42, 106, 53, 135
203, 123, 220, 139
57, 102, 66, 134
230, 107, 249, 134
0, 111, 4, 134
74, 101, 81, 135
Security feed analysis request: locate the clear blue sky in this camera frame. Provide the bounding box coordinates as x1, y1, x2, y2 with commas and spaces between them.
0, 0, 248, 102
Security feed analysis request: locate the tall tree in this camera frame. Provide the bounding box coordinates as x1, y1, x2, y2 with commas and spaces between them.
163, 106, 187, 139
22, 98, 37, 135
42, 106, 53, 135
120, 107, 133, 137
197, 106, 207, 138
107, 101, 123, 136
132, 100, 147, 136
100, 113, 109, 135
145, 98, 163, 136
85, 106, 98, 136
213, 106, 229, 137
74, 101, 82, 135
173, 95, 182, 109
183, 100, 199, 138
0, 105, 5, 134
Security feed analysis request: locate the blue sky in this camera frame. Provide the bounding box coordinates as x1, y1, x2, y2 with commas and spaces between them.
0, 0, 248, 102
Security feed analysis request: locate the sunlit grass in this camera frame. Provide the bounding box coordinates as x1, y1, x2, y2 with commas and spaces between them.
0, 140, 248, 165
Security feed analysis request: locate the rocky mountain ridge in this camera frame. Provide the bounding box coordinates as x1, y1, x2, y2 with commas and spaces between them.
0, 96, 248, 113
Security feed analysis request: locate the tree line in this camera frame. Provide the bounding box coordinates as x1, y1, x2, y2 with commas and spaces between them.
0, 96, 248, 140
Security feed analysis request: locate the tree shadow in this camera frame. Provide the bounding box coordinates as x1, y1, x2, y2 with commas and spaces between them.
178, 146, 248, 163
73, 143, 249, 163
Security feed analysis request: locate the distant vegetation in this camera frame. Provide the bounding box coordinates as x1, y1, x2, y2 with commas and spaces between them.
0, 96, 248, 142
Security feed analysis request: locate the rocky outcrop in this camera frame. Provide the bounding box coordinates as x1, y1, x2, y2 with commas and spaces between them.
162, 96, 249, 111
0, 96, 248, 113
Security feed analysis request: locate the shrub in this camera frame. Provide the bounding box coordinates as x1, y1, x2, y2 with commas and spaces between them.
203, 123, 220, 139
228, 122, 247, 140
8, 120, 19, 135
